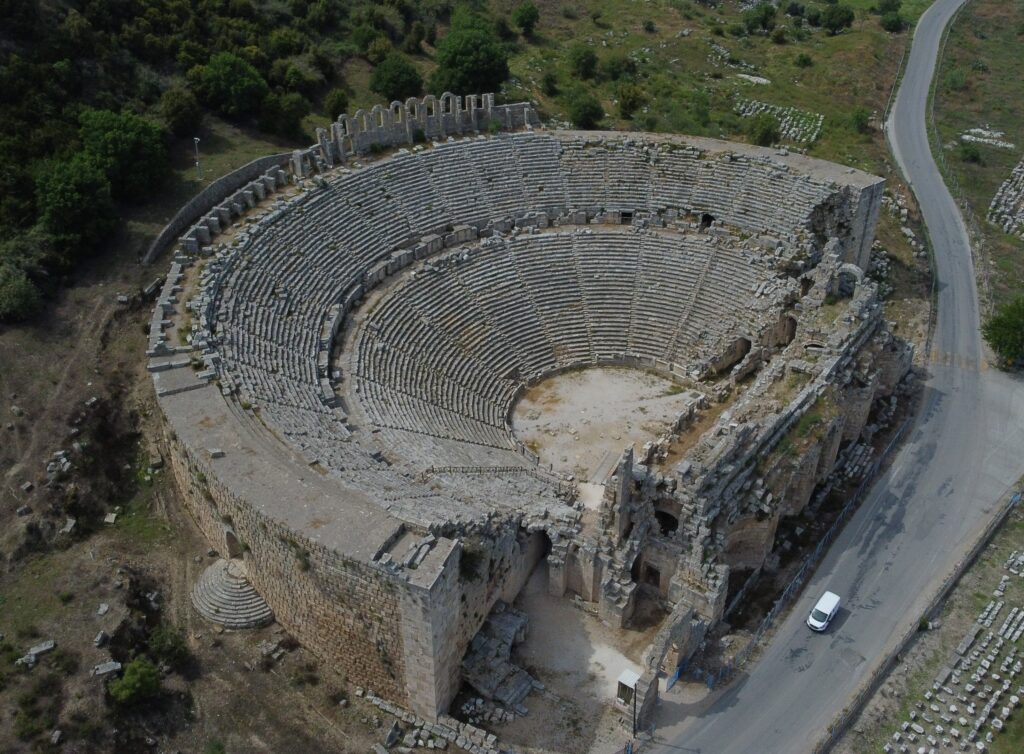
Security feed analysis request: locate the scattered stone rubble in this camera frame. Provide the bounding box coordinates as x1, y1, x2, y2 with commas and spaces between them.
884, 566, 1024, 753
364, 692, 509, 754
987, 157, 1024, 239
460, 603, 536, 710
959, 127, 1014, 150
734, 99, 824, 143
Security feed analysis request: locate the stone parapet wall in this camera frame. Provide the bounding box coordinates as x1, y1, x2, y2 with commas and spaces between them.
326, 92, 539, 162
143, 154, 292, 264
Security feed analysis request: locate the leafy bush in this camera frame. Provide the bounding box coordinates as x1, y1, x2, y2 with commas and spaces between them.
747, 112, 780, 146
877, 0, 902, 14
881, 12, 905, 32
786, 2, 805, 17
323, 88, 349, 120
821, 4, 855, 35
600, 53, 637, 81
565, 90, 604, 129
194, 52, 269, 118
983, 296, 1024, 363
160, 88, 203, 137
149, 624, 191, 671
851, 106, 872, 134
772, 27, 788, 43
541, 71, 558, 96
108, 657, 160, 706
0, 264, 42, 323
430, 12, 510, 95
370, 54, 423, 102
568, 43, 598, 79
958, 141, 983, 164
512, 2, 540, 36
806, 7, 822, 26
744, 3, 777, 33
617, 84, 645, 119
795, 52, 814, 67
78, 109, 170, 201
362, 36, 390, 65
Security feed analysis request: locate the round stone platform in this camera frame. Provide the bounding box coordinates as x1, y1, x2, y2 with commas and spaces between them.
191, 559, 274, 629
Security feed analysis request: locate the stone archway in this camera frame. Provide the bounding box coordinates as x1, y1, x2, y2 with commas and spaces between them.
224, 527, 243, 559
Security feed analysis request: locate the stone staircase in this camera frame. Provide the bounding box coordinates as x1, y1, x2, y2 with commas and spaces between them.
191, 559, 274, 629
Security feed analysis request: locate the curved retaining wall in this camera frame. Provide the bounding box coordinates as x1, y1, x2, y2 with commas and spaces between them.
143, 153, 291, 264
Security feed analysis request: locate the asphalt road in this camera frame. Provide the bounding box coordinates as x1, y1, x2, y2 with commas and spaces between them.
649, 1, 1024, 752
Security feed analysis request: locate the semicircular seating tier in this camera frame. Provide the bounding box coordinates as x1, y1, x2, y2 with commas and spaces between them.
345, 227, 788, 459
193, 131, 856, 518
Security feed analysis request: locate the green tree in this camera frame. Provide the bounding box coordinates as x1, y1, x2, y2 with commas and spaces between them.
35, 154, 116, 251
982, 296, 1024, 364
160, 88, 203, 138
747, 112, 780, 146
565, 90, 603, 129
78, 109, 169, 201
568, 43, 598, 79
821, 4, 855, 35
109, 657, 160, 706
877, 0, 902, 14
0, 263, 42, 323
430, 15, 510, 95
323, 88, 349, 120
195, 52, 269, 118
512, 2, 540, 36
267, 27, 305, 58
370, 54, 423, 102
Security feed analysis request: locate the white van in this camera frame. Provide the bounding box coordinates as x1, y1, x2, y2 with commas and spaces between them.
806, 591, 841, 632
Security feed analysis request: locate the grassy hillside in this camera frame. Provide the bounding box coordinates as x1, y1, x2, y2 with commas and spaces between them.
0, 0, 924, 324
932, 0, 1024, 309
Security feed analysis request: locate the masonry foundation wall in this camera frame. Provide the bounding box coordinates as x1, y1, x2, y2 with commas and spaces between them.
162, 428, 412, 706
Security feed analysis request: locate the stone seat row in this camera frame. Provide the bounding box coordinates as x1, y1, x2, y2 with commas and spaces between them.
190, 131, 838, 480
350, 228, 776, 446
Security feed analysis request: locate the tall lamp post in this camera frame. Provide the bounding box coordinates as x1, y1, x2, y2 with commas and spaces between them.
193, 136, 202, 181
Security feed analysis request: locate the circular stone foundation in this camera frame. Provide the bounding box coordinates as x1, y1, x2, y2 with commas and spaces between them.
512, 366, 690, 482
